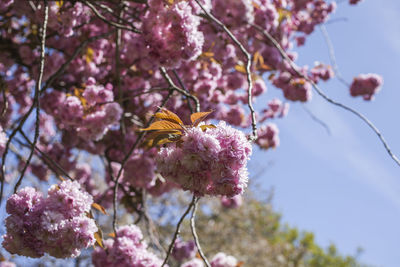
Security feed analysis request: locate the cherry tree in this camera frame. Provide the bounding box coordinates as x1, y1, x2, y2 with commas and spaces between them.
0, 0, 395, 266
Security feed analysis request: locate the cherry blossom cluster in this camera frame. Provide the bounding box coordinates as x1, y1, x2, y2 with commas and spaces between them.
180, 252, 238, 267
143, 0, 204, 68
41, 77, 122, 141
273, 72, 312, 102
310, 63, 335, 83
221, 195, 243, 209
173, 239, 197, 262
259, 99, 289, 123
2, 181, 97, 258
156, 121, 252, 197
256, 124, 280, 150
349, 73, 383, 101
0, 261, 16, 267
92, 225, 163, 267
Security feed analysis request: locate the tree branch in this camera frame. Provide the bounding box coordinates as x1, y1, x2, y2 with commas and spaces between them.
161, 195, 196, 267
190, 197, 210, 267
160, 67, 200, 113
12, 1, 49, 194
194, 0, 257, 140
83, 1, 141, 34
112, 90, 174, 233
250, 22, 400, 167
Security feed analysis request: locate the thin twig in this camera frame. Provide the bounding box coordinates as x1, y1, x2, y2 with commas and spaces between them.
115, 5, 126, 137
172, 69, 194, 114
194, 0, 257, 140
13, 1, 49, 193
160, 67, 200, 113
161, 195, 196, 267
41, 32, 114, 93
141, 188, 166, 254
190, 197, 210, 267
112, 91, 174, 233
302, 105, 331, 136
92, 2, 140, 28
324, 17, 349, 25
250, 23, 400, 167
18, 130, 74, 180
83, 1, 141, 34
319, 25, 349, 87
1, 79, 8, 117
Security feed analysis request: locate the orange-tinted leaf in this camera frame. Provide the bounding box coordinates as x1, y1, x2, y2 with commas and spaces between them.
85, 47, 94, 64
152, 133, 181, 147
145, 129, 182, 140
234, 64, 247, 74
154, 108, 183, 125
201, 51, 214, 57
94, 231, 104, 248
260, 63, 272, 71
210, 57, 221, 65
108, 232, 116, 238
191, 111, 213, 126
200, 124, 216, 131
253, 51, 262, 65
140, 120, 183, 131
236, 261, 245, 267
252, 1, 260, 9
92, 203, 107, 215
56, 0, 64, 8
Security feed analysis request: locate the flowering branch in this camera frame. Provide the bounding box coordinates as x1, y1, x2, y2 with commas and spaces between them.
17, 129, 74, 181
41, 31, 114, 94
112, 90, 174, 233
250, 22, 400, 167
12, 1, 49, 194
194, 0, 257, 141
83, 1, 141, 34
172, 69, 194, 114
160, 67, 201, 113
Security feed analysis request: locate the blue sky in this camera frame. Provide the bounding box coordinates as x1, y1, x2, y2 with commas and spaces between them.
253, 1, 400, 266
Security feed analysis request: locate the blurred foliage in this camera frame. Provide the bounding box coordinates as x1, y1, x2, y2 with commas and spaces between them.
156, 190, 371, 267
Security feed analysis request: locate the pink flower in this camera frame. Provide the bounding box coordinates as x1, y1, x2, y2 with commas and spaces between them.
350, 73, 383, 100
92, 225, 163, 267
156, 121, 252, 197
210, 252, 238, 267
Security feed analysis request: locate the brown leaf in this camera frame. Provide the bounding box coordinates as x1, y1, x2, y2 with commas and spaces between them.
201, 51, 214, 57
234, 64, 247, 74
260, 63, 272, 71
154, 108, 183, 125
190, 111, 213, 126
108, 232, 116, 238
94, 231, 104, 248
145, 130, 182, 140
92, 203, 107, 215
140, 120, 183, 131
152, 133, 182, 147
